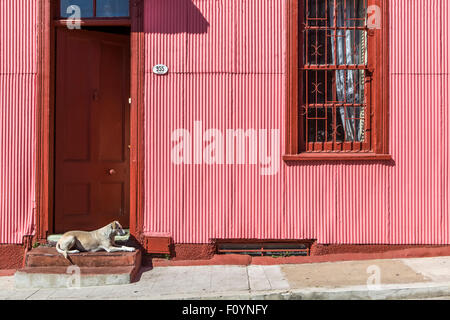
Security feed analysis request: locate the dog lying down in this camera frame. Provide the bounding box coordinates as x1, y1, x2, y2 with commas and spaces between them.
56, 221, 135, 260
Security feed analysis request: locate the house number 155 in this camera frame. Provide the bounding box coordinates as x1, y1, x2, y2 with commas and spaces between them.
153, 64, 169, 75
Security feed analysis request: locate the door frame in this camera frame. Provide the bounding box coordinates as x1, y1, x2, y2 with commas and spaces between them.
35, 0, 145, 241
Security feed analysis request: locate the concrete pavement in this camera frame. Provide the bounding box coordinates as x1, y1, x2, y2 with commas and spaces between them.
2, 256, 450, 300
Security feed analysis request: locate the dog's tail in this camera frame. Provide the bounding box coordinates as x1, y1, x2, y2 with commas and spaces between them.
55, 242, 68, 260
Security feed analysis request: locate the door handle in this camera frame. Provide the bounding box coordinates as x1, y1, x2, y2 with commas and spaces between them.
108, 169, 117, 175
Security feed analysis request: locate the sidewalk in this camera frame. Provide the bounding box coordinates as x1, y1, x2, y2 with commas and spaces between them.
2, 256, 450, 300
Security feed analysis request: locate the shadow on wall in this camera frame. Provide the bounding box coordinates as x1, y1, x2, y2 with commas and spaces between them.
144, 0, 209, 34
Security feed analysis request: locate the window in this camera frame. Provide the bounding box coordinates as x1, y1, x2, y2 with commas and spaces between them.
60, 0, 130, 18
285, 0, 389, 160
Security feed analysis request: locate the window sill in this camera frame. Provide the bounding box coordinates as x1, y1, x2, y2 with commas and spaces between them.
283, 153, 393, 162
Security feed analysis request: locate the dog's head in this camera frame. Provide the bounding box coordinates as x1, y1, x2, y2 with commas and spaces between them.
110, 221, 126, 236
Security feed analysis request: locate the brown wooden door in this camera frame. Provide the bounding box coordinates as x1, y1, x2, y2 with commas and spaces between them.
55, 29, 130, 232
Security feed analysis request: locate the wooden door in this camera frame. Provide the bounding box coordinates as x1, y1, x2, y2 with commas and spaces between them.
55, 29, 130, 232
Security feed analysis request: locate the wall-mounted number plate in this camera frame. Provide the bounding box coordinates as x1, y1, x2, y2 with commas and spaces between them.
152, 64, 169, 75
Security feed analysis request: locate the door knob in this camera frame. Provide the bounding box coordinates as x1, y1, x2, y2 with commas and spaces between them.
108, 169, 116, 175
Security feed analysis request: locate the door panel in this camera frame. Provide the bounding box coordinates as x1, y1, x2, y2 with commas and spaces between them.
55, 29, 130, 232
62, 183, 90, 216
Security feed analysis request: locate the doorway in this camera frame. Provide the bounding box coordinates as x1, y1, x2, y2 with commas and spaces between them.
54, 27, 131, 232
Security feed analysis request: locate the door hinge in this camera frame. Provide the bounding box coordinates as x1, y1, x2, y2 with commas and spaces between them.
128, 97, 132, 104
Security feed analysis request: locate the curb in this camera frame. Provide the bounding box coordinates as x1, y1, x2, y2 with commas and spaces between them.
155, 282, 450, 300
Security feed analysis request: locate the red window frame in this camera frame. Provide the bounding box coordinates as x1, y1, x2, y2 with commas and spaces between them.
284, 0, 390, 161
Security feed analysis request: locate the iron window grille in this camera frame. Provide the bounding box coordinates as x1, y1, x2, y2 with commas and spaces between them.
285, 0, 389, 159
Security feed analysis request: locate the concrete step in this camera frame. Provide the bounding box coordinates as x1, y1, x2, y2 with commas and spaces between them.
25, 247, 137, 267
14, 265, 139, 289
15, 247, 142, 288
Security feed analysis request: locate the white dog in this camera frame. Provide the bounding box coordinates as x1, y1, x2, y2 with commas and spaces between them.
56, 221, 135, 260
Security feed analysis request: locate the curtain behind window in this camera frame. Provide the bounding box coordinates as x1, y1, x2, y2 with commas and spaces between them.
328, 0, 367, 142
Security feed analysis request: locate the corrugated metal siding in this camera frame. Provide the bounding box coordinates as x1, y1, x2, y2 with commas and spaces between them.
444, 0, 449, 74
390, 75, 442, 244
143, 0, 287, 243
235, 0, 285, 73
182, 74, 233, 242
0, 0, 37, 74
144, 0, 188, 73
143, 0, 450, 245
442, 73, 449, 243
336, 164, 390, 244
0, 0, 37, 244
231, 74, 284, 240
284, 163, 338, 243
389, 0, 446, 244
390, 0, 441, 75
1, 0, 448, 245
0, 75, 36, 244
187, 1, 235, 73
144, 74, 184, 240
442, 0, 450, 245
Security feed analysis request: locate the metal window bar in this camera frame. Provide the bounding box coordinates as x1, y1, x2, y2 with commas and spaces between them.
303, 0, 369, 151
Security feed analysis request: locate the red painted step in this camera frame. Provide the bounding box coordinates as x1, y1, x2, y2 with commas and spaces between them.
25, 246, 138, 268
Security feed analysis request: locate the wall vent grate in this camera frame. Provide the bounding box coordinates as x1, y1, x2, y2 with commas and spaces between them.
217, 241, 311, 257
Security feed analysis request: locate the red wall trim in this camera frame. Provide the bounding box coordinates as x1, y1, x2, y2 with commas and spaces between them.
129, 0, 146, 241
36, 0, 52, 241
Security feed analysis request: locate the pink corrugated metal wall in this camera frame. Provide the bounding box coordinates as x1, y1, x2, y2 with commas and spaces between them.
0, 0, 37, 243
143, 0, 450, 245
0, 0, 448, 245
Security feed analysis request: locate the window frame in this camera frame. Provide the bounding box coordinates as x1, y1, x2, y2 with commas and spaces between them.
284, 0, 390, 162
57, 0, 131, 23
